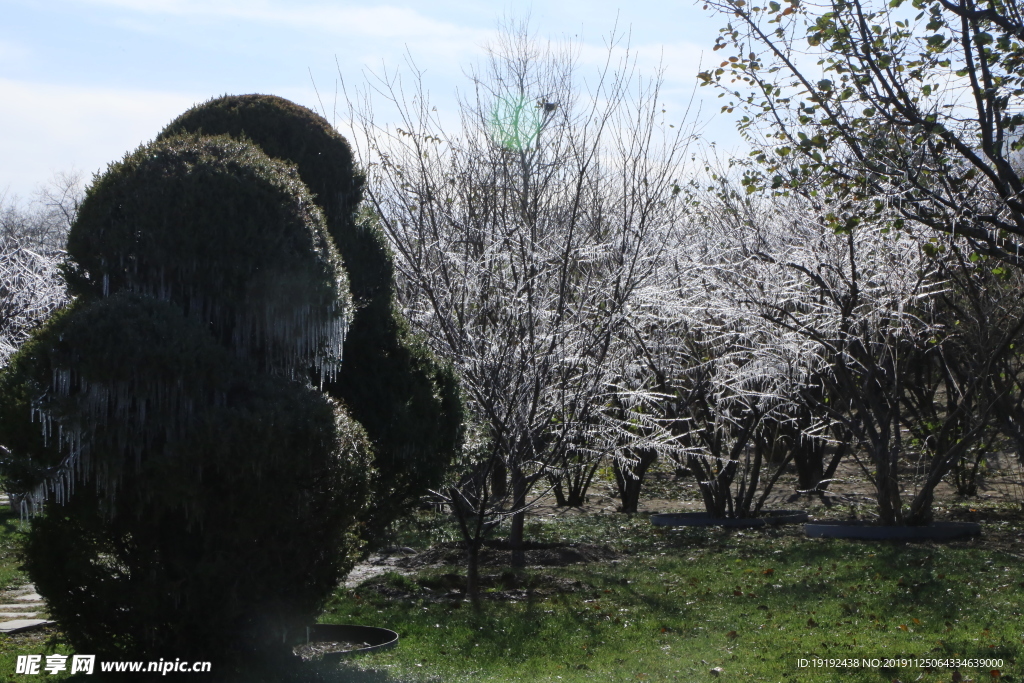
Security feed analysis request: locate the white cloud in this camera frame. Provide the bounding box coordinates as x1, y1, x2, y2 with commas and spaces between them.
0, 79, 202, 199
0, 40, 32, 64
573, 40, 707, 84
72, 0, 492, 42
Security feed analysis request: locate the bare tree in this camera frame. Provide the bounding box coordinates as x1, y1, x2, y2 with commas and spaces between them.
0, 175, 79, 490
1, 170, 83, 252
688, 176, 1011, 525
913, 243, 1024, 495
345, 19, 690, 576
620, 168, 826, 519
0, 172, 82, 366
0, 240, 68, 366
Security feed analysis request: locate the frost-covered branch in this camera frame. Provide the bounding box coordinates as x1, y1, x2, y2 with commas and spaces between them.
344, 19, 692, 567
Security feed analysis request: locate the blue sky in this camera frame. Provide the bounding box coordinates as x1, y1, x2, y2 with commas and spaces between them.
1, 0, 744, 202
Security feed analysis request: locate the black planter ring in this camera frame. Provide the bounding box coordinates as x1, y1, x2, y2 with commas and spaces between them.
650, 510, 809, 528
804, 521, 981, 540
292, 624, 398, 661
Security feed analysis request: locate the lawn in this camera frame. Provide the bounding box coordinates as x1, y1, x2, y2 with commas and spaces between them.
0, 500, 1020, 682
327, 504, 1024, 683
0, 509, 73, 683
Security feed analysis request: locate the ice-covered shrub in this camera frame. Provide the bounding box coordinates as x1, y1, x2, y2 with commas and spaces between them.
158, 95, 462, 542
0, 132, 371, 665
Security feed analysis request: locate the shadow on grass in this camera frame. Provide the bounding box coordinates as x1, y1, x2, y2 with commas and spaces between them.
61, 658, 411, 682
0, 508, 28, 539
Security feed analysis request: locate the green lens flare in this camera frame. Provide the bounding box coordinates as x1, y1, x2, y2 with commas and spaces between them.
489, 95, 545, 151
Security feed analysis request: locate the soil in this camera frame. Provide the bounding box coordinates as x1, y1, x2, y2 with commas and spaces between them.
345, 450, 1024, 594
344, 542, 618, 589
356, 570, 593, 603
532, 449, 1024, 522
394, 541, 618, 570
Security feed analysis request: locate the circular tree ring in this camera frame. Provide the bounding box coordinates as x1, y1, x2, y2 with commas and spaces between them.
650, 510, 809, 528
292, 624, 399, 662
803, 521, 981, 540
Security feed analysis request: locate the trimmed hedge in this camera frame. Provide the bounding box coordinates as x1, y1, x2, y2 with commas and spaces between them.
65, 133, 349, 377
159, 95, 463, 541
157, 94, 363, 267
0, 129, 370, 669
23, 354, 371, 660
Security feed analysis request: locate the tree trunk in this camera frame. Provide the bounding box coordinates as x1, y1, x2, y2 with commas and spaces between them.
688, 453, 724, 517
550, 476, 568, 506
466, 540, 481, 610
793, 439, 826, 493
873, 447, 904, 525
904, 489, 935, 526
550, 456, 602, 507
491, 459, 507, 501
508, 468, 528, 568
613, 449, 658, 513
950, 449, 985, 497
449, 486, 486, 608
736, 442, 763, 518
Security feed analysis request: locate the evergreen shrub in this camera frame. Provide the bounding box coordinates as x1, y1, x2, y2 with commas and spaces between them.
159, 95, 463, 541
0, 132, 370, 668
64, 133, 349, 376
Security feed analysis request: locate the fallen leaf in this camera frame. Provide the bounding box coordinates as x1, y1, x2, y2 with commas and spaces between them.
899, 624, 908, 631
727, 630, 738, 639
762, 568, 775, 575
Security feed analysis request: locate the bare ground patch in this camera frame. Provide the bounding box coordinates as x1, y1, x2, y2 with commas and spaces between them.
355, 569, 593, 603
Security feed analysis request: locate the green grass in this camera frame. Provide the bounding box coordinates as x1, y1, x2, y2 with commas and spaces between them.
0, 509, 29, 591
0, 501, 1020, 682
0, 508, 74, 683
328, 508, 1024, 683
